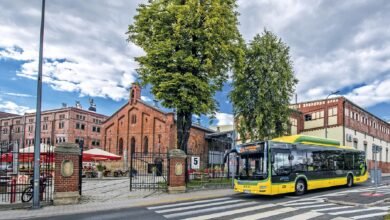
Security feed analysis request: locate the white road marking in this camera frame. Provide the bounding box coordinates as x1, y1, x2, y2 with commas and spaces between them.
163, 201, 258, 219
285, 202, 328, 207
312, 206, 351, 212
181, 203, 276, 220
288, 203, 334, 209
232, 207, 296, 220
278, 199, 323, 205
331, 207, 384, 215
155, 199, 243, 213
350, 211, 390, 219
280, 211, 324, 220
331, 217, 352, 220
147, 197, 230, 210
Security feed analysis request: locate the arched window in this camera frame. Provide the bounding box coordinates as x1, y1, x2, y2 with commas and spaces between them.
143, 136, 148, 154
131, 137, 136, 154
118, 138, 124, 155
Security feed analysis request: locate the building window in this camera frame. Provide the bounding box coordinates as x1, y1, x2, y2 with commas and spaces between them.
59, 121, 64, 129
92, 126, 100, 132
304, 114, 312, 121
364, 143, 367, 158
387, 149, 389, 163
42, 124, 48, 130
143, 136, 148, 154
43, 117, 49, 121
15, 120, 20, 125
15, 127, 20, 133
59, 114, 65, 120
81, 124, 85, 130
118, 138, 124, 155
353, 140, 358, 149
29, 119, 34, 123
131, 137, 136, 153
76, 123, 80, 129
131, 115, 137, 124
28, 125, 33, 132
2, 128, 8, 134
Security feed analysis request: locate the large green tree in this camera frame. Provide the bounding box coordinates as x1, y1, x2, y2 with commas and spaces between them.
230, 30, 298, 142
127, 0, 243, 153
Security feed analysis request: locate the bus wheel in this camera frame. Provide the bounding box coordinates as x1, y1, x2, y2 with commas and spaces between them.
347, 175, 354, 187
295, 179, 306, 196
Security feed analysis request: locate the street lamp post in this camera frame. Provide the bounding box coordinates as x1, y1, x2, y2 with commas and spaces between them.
324, 91, 340, 139
32, 0, 46, 209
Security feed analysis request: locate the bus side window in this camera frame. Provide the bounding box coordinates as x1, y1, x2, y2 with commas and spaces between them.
291, 150, 306, 172
344, 152, 354, 170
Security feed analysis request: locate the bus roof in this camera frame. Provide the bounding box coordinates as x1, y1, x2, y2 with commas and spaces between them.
272, 135, 355, 150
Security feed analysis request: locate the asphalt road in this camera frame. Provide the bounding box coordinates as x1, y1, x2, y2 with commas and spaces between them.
34, 178, 390, 220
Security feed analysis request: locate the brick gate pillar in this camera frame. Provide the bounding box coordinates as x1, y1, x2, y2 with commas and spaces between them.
168, 149, 187, 193
53, 143, 81, 205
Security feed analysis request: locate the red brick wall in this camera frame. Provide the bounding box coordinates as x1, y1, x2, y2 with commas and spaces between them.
367, 160, 390, 173
168, 157, 186, 187
54, 153, 80, 193
102, 85, 212, 157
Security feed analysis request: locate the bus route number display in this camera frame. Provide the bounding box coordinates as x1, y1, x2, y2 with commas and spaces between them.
191, 156, 200, 169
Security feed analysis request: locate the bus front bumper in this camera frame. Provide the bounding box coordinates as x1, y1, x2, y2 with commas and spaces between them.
234, 179, 272, 195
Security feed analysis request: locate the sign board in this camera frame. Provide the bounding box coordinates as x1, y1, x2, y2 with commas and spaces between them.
191, 156, 200, 169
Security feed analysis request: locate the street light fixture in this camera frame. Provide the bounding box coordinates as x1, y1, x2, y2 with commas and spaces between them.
325, 90, 340, 139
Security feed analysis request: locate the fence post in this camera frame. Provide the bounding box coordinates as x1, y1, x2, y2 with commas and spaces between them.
53, 143, 81, 205
129, 152, 133, 191
168, 149, 187, 193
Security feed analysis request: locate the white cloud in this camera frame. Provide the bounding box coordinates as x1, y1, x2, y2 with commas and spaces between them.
0, 100, 35, 115
0, 0, 144, 101
141, 96, 152, 102
237, 0, 390, 107
215, 112, 234, 126
345, 78, 390, 107
4, 92, 33, 98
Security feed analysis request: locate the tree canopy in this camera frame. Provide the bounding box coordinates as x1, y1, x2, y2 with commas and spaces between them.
127, 0, 243, 152
230, 30, 298, 142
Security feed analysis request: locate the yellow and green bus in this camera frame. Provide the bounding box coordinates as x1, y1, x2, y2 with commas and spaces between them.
233, 135, 368, 195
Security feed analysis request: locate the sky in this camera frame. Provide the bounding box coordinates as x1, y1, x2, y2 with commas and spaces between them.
0, 0, 389, 127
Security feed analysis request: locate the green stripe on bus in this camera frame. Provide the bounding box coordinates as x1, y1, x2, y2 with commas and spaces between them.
295, 136, 340, 146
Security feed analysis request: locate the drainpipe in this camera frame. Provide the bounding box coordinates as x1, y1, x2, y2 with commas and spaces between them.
343, 100, 346, 146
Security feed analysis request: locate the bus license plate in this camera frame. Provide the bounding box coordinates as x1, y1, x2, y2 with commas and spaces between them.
244, 190, 251, 194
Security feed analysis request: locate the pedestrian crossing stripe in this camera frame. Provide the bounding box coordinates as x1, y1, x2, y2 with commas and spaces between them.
181, 204, 276, 220
312, 206, 351, 212
155, 199, 244, 213
330, 207, 385, 215
350, 211, 390, 219
164, 201, 258, 219
231, 207, 295, 220
280, 211, 323, 220
147, 197, 230, 210
286, 203, 334, 209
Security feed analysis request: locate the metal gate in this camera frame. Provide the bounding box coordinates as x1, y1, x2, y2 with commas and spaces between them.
130, 152, 168, 191
0, 142, 54, 205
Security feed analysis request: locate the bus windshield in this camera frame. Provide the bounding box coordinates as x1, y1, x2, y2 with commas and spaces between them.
238, 152, 268, 180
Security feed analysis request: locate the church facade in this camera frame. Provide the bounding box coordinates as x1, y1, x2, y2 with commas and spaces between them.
101, 83, 215, 158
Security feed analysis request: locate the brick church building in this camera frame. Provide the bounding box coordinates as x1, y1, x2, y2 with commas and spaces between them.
101, 83, 215, 157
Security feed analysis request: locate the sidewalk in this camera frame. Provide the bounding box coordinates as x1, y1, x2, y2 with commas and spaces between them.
0, 189, 236, 220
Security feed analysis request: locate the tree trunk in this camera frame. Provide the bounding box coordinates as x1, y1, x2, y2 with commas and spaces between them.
177, 110, 192, 154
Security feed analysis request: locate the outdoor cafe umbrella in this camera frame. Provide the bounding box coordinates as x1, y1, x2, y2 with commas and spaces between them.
82, 148, 121, 161
0, 144, 54, 163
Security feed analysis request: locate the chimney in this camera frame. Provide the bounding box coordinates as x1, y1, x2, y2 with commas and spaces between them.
153, 99, 158, 107
217, 126, 220, 132
62, 103, 67, 108
129, 83, 141, 105
197, 118, 201, 125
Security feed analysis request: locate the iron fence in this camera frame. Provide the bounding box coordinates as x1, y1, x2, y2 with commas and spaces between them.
130, 152, 169, 191
186, 151, 232, 190
0, 142, 54, 205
